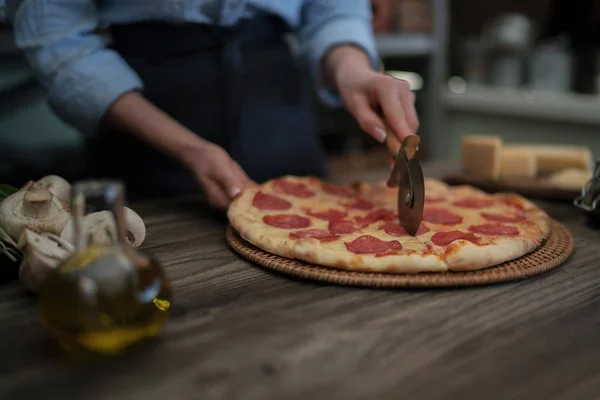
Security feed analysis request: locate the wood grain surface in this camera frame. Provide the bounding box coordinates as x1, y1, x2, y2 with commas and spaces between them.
0, 163, 599, 400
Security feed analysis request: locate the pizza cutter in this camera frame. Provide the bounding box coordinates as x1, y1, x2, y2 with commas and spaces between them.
383, 121, 425, 237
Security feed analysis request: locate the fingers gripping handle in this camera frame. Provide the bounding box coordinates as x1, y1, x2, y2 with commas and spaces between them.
378, 109, 402, 156
381, 112, 420, 159
384, 124, 402, 156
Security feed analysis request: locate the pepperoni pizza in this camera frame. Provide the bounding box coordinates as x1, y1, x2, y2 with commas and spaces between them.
227, 176, 551, 273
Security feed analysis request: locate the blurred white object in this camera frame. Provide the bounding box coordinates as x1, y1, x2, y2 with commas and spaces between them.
447, 76, 467, 94
481, 13, 536, 53
481, 13, 536, 88
529, 36, 573, 93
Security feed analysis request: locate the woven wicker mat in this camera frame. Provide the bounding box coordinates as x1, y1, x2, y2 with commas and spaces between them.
225, 220, 574, 288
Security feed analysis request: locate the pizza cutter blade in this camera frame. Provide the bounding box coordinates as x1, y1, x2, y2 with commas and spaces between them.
385, 134, 425, 236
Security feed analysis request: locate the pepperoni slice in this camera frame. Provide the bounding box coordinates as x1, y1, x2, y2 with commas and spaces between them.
501, 197, 526, 211
344, 198, 374, 210
431, 231, 479, 246
345, 235, 402, 254
306, 208, 347, 221
468, 223, 519, 236
380, 222, 430, 237
422, 208, 463, 225
252, 192, 291, 210
289, 229, 338, 242
453, 198, 494, 209
328, 219, 358, 235
481, 212, 525, 223
322, 183, 356, 197
356, 209, 397, 227
263, 214, 311, 229
273, 179, 315, 198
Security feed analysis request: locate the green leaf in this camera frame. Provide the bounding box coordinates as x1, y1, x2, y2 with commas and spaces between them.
0, 241, 17, 263
0, 226, 17, 249
0, 184, 18, 195
7, 246, 21, 260
0, 184, 22, 262
0, 184, 18, 202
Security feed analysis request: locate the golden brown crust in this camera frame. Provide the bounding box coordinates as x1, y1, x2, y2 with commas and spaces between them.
227, 176, 551, 274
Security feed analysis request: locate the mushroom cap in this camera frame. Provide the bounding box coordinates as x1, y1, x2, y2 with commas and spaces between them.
18, 229, 75, 293
0, 188, 71, 241
29, 175, 71, 204
60, 206, 146, 248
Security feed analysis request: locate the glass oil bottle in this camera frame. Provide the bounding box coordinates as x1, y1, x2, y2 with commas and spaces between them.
38, 180, 172, 358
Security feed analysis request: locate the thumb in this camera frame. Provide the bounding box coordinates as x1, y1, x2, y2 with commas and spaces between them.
213, 164, 247, 199
229, 159, 257, 192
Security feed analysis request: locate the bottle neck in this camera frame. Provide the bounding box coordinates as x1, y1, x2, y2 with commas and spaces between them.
71, 180, 129, 252
106, 183, 128, 249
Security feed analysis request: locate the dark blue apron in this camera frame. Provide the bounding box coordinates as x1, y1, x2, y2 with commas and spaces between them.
86, 15, 327, 201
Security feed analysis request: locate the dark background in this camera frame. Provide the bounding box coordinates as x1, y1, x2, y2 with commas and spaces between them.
0, 0, 599, 185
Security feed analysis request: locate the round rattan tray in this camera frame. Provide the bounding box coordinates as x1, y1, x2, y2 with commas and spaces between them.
225, 220, 574, 288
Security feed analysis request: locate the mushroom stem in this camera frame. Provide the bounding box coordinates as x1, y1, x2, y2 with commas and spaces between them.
21, 189, 53, 219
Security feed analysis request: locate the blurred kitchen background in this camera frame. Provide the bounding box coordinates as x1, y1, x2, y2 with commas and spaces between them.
0, 0, 599, 183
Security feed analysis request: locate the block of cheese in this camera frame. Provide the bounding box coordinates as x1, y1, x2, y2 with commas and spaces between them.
461, 134, 503, 180
504, 144, 593, 175
547, 168, 592, 191
499, 147, 538, 180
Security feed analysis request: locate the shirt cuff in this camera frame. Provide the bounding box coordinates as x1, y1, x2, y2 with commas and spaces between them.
47, 49, 144, 136
304, 17, 381, 108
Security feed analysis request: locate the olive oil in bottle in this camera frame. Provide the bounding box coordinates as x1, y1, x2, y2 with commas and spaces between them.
38, 180, 171, 358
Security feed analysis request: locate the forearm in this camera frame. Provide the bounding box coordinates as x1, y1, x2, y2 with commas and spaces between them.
323, 45, 373, 88
298, 0, 380, 107
105, 91, 206, 169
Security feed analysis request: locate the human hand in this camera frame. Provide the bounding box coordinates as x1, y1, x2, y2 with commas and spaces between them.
325, 45, 419, 146
103, 91, 255, 209
182, 141, 256, 210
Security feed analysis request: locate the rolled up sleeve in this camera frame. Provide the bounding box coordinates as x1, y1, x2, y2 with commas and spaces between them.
9, 0, 143, 135
298, 0, 381, 107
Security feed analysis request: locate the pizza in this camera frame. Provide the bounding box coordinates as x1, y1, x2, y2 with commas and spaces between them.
227, 176, 551, 273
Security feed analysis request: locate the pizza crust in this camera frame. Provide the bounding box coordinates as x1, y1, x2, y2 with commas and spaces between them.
443, 235, 542, 271
227, 176, 551, 274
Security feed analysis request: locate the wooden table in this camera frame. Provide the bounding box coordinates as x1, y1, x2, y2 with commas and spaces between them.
1, 164, 600, 400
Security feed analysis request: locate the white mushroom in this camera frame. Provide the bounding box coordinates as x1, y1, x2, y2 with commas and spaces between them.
18, 229, 75, 293
21, 175, 71, 204
60, 207, 146, 248
0, 187, 71, 242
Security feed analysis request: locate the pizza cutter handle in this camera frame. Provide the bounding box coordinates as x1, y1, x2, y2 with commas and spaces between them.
385, 130, 402, 156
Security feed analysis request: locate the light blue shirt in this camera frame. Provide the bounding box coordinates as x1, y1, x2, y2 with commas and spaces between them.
6, 0, 380, 136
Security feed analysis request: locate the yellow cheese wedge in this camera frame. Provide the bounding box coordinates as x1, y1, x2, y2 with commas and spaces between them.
499, 148, 537, 180
547, 168, 592, 191
504, 144, 593, 175
461, 134, 503, 180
